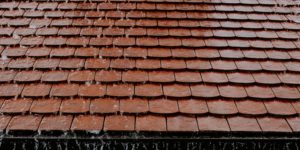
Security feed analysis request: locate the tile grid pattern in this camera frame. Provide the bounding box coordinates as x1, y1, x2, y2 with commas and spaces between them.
0, 0, 299, 132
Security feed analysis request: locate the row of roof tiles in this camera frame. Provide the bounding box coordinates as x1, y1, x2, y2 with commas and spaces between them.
2, 27, 300, 40
2, 70, 300, 85
0, 37, 299, 49
0, 0, 299, 10
2, 47, 300, 60
1, 114, 300, 132
2, 58, 300, 72
1, 83, 300, 99
1, 19, 299, 31
1, 10, 299, 20
0, 98, 300, 116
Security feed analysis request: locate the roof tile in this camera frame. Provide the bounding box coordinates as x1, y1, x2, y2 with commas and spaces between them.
197, 116, 230, 131
167, 116, 198, 132
7, 115, 41, 131
39, 115, 73, 131
257, 117, 292, 132
104, 115, 135, 131
71, 115, 104, 131
228, 117, 261, 132
136, 115, 166, 132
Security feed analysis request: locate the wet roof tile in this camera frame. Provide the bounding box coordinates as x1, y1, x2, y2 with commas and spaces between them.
0, 0, 299, 134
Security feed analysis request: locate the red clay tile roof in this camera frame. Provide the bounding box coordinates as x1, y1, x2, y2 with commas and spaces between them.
0, 0, 299, 133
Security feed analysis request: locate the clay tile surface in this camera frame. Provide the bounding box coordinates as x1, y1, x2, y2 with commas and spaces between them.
0, 0, 299, 135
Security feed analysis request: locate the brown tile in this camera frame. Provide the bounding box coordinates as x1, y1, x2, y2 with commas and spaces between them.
219, 49, 244, 59
246, 86, 275, 99
175, 72, 201, 83
34, 58, 60, 69
75, 47, 99, 57
2, 47, 27, 57
71, 115, 104, 131
253, 73, 281, 85
218, 85, 247, 99
26, 47, 51, 57
167, 115, 198, 132
122, 70, 148, 83
85, 58, 110, 69
285, 62, 300, 72
78, 84, 106, 98
201, 72, 228, 83
59, 58, 84, 69
107, 84, 134, 97
120, 98, 148, 113
8, 115, 42, 131
60, 99, 90, 114
30, 99, 61, 114
22, 84, 51, 97
278, 73, 300, 85
50, 84, 79, 97
68, 70, 95, 83
195, 48, 220, 58
148, 71, 175, 83
124, 47, 147, 58
8, 58, 35, 69
235, 60, 262, 71
51, 48, 75, 58
160, 38, 182, 47
39, 115, 73, 131
243, 50, 267, 59
264, 101, 296, 116
110, 59, 135, 69
136, 59, 161, 69
260, 61, 286, 71
272, 86, 300, 99
287, 117, 300, 132
163, 84, 191, 97
95, 70, 121, 82
236, 100, 267, 115
0, 84, 23, 97
14, 70, 42, 83
104, 115, 135, 131
186, 60, 212, 70
182, 38, 205, 47
197, 116, 230, 131
0, 115, 11, 130
149, 99, 178, 114
207, 100, 238, 115
0, 70, 16, 83
172, 48, 195, 58
41, 71, 69, 83
257, 117, 292, 132
266, 50, 291, 60
178, 99, 208, 114
227, 72, 255, 84
135, 84, 163, 97
227, 117, 261, 132
161, 60, 186, 70
191, 84, 219, 98
90, 98, 119, 114
136, 37, 159, 46
211, 60, 237, 71
136, 115, 166, 132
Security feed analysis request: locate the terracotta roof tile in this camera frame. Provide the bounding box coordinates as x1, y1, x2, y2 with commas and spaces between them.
236, 100, 267, 115
227, 116, 261, 132
167, 115, 198, 132
136, 115, 166, 132
104, 115, 135, 131
257, 117, 292, 132
197, 116, 230, 131
39, 115, 73, 131
7, 115, 42, 131
71, 115, 104, 131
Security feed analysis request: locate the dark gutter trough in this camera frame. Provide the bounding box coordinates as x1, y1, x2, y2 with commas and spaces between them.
0, 132, 299, 150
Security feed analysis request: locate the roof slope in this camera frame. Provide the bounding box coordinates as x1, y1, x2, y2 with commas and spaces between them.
0, 0, 299, 133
